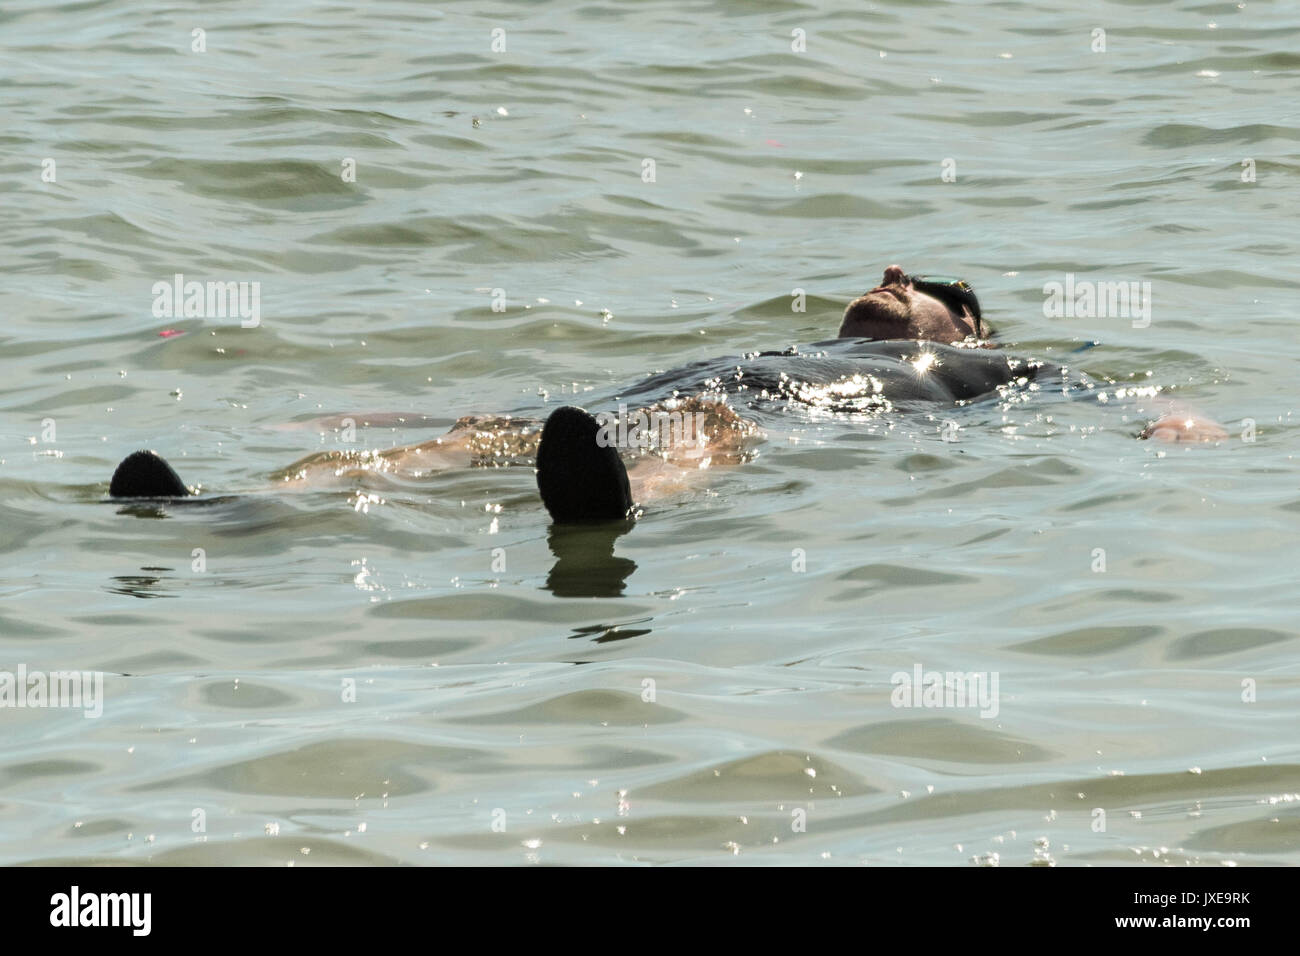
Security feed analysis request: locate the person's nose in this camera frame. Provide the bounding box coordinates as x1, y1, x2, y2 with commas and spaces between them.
881, 264, 907, 286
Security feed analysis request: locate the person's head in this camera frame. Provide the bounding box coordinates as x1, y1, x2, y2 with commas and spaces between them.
838, 265, 986, 343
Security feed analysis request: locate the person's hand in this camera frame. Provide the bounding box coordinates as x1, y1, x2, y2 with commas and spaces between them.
1140, 412, 1228, 444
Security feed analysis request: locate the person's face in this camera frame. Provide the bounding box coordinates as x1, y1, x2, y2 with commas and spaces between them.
838, 265, 980, 343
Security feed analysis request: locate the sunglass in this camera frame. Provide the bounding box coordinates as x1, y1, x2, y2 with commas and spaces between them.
907, 275, 983, 339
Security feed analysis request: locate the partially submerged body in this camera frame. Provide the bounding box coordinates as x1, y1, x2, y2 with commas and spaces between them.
107, 265, 1228, 522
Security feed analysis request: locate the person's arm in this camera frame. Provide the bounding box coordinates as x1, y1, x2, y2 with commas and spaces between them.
1048, 351, 1228, 445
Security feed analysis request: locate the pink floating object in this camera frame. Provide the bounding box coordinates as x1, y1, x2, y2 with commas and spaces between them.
158, 329, 185, 338
765, 139, 786, 147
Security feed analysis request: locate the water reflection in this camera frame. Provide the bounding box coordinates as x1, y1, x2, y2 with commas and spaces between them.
111, 495, 240, 519
113, 502, 173, 519
544, 520, 637, 598
569, 620, 654, 643
106, 571, 177, 599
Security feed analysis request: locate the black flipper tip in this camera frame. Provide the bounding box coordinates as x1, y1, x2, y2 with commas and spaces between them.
536, 406, 634, 523
109, 450, 190, 498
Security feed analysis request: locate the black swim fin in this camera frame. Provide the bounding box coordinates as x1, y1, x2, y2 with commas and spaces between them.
536, 406, 634, 523
109, 450, 190, 498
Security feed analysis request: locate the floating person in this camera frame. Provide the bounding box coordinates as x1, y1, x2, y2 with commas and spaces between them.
108, 265, 1227, 526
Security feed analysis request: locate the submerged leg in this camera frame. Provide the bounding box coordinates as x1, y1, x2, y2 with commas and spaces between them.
271, 415, 544, 486
107, 398, 754, 518
109, 450, 191, 498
